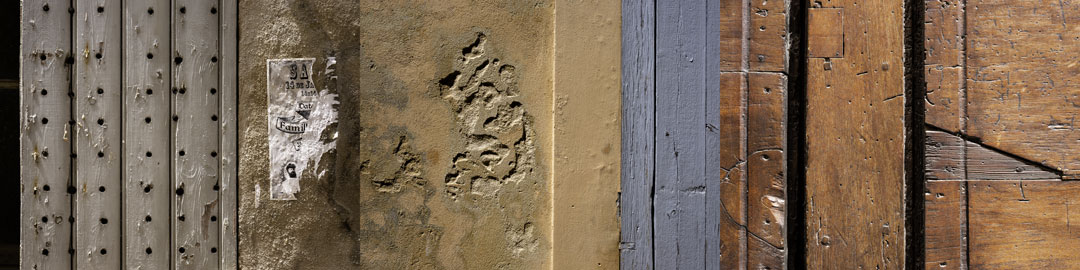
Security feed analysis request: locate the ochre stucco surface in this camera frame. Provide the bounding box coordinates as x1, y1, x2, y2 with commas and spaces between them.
238, 0, 620, 269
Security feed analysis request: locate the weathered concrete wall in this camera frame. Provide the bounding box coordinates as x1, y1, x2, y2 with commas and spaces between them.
238, 1, 554, 269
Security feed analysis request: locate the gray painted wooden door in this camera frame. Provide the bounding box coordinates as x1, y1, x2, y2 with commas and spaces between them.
20, 0, 237, 269
621, 0, 793, 268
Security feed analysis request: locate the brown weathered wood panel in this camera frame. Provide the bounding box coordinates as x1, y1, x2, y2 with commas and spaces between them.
965, 141, 1058, 180
749, 0, 788, 72
969, 181, 1080, 269
923, 0, 964, 132
966, 0, 1080, 175
747, 72, 786, 250
926, 130, 965, 180
807, 8, 843, 59
925, 181, 967, 270
805, 0, 908, 268
705, 72, 746, 269
747, 235, 784, 270
925, 66, 962, 132
708, 0, 745, 72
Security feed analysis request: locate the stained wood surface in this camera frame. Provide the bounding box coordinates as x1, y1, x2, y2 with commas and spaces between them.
73, 0, 124, 268
965, 0, 1080, 175
965, 141, 1058, 180
173, 0, 222, 268
925, 130, 965, 180
807, 8, 843, 59
749, 0, 789, 72
20, 1, 74, 268
620, 0, 655, 267
923, 0, 963, 133
704, 73, 746, 270
747, 73, 786, 251
123, 0, 172, 267
924, 181, 967, 270
805, 0, 908, 268
968, 181, 1080, 269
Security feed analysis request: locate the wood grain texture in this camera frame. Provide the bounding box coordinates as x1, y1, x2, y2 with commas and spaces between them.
704, 73, 746, 270
620, 0, 655, 268
925, 66, 963, 132
923, 0, 964, 132
707, 0, 745, 72
747, 73, 786, 250
219, 0, 240, 268
749, 0, 789, 72
123, 0, 172, 267
807, 8, 843, 58
622, 0, 790, 267
926, 130, 965, 180
73, 0, 124, 268
965, 141, 1059, 180
20, 0, 74, 268
966, 0, 1080, 175
805, 0, 908, 268
925, 181, 967, 270
969, 181, 1080, 269
173, 0, 221, 268
655, 0, 707, 268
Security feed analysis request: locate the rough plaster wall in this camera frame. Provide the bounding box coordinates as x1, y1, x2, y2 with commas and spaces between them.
238, 1, 553, 269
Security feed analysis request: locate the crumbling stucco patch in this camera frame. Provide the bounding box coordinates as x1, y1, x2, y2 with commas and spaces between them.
439, 33, 537, 201
239, 1, 553, 269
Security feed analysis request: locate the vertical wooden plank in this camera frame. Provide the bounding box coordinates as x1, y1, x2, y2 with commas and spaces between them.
805, 0, 909, 268
965, 0, 1080, 174
620, 0, 654, 267
21, 0, 74, 269
219, 0, 239, 268
707, 0, 745, 72
704, 73, 745, 270
924, 181, 967, 270
655, 0, 706, 268
704, 1, 749, 268
968, 181, 1080, 269
73, 0, 124, 268
746, 72, 786, 269
123, 0, 171, 267
925, 130, 965, 181
749, 0, 789, 72
173, 0, 220, 268
923, 0, 963, 132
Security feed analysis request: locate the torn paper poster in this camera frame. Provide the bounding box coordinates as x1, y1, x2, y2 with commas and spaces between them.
266, 58, 339, 200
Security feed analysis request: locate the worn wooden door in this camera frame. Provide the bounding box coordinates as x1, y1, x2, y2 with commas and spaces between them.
621, 0, 795, 268
923, 0, 1080, 269
20, 0, 237, 269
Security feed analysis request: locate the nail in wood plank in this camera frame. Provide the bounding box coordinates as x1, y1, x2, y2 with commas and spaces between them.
21, 0, 74, 268
73, 0, 124, 268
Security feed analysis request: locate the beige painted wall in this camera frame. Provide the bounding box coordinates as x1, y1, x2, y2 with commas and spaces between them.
552, 0, 622, 269
237, 0, 619, 268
